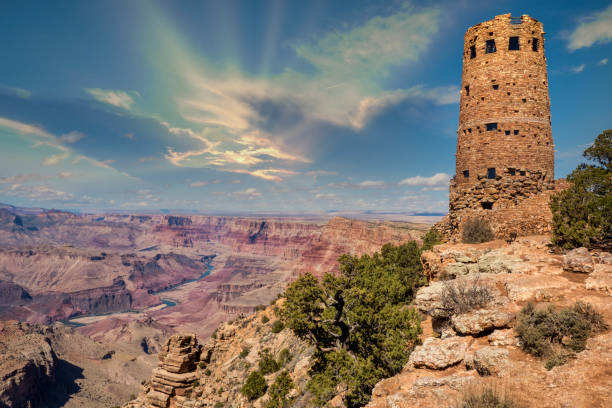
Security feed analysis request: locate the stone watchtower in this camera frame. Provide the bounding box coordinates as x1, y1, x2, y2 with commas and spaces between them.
443, 14, 562, 239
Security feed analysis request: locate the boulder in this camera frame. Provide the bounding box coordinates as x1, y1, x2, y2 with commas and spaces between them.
414, 281, 447, 318
586, 264, 612, 294
563, 247, 594, 273
594, 251, 612, 265
472, 346, 509, 376
451, 308, 515, 335
488, 329, 518, 346
408, 337, 468, 370
477, 251, 523, 274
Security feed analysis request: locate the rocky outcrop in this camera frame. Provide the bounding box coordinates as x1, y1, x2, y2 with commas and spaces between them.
471, 347, 509, 376
142, 334, 200, 408
0, 281, 32, 305
126, 303, 315, 408
367, 237, 612, 408
0, 321, 55, 408
451, 308, 514, 335
408, 337, 468, 369
563, 247, 595, 273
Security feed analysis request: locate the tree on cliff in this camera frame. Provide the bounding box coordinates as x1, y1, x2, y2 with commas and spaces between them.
551, 129, 612, 250
277, 242, 426, 407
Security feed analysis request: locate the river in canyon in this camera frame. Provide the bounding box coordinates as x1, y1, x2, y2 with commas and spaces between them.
62, 260, 214, 328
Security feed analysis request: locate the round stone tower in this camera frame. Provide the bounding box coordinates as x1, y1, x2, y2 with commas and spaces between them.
456, 13, 553, 187
444, 14, 560, 239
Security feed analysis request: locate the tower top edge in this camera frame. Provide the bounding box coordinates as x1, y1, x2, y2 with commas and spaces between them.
465, 13, 543, 35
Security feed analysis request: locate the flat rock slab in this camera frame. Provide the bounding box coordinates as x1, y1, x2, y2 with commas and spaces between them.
409, 337, 468, 370
452, 308, 514, 335
563, 247, 594, 274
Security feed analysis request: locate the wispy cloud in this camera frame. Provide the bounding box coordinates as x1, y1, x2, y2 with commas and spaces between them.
86, 88, 136, 110
59, 131, 85, 144
598, 58, 608, 65
229, 168, 297, 182
567, 5, 612, 50
571, 63, 586, 73
398, 172, 451, 187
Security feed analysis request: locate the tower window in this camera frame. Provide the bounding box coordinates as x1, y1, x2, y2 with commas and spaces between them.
486, 39, 496, 53
519, 170, 526, 176
509, 36, 520, 50
514, 130, 519, 135
532, 37, 539, 51
508, 168, 516, 176
487, 168, 496, 179
465, 85, 470, 96
486, 123, 498, 131
492, 84, 499, 90
463, 170, 470, 178
481, 202, 493, 210
505, 130, 510, 135
470, 45, 476, 59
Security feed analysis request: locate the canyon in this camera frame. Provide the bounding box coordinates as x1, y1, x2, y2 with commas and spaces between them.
0, 203, 433, 407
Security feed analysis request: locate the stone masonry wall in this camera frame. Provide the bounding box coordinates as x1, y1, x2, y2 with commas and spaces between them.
445, 14, 558, 239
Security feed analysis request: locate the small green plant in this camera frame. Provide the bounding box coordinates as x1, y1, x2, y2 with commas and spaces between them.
241, 370, 267, 400
198, 361, 206, 369
204, 368, 212, 376
462, 217, 494, 244
211, 328, 218, 339
277, 348, 292, 367
255, 304, 266, 311
261, 315, 270, 324
129, 394, 136, 400
239, 346, 251, 359
516, 301, 607, 369
213, 403, 224, 408
192, 379, 199, 386
460, 387, 522, 408
265, 371, 294, 408
441, 277, 492, 316
270, 320, 284, 333
258, 348, 280, 375
421, 226, 442, 251
217, 386, 224, 395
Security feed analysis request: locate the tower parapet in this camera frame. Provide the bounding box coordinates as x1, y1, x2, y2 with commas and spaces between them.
441, 14, 563, 240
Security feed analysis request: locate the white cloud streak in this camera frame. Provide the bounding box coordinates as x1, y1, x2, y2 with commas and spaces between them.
568, 5, 612, 51
398, 172, 451, 187
86, 88, 136, 110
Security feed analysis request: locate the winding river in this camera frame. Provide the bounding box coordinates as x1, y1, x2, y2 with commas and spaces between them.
62, 260, 214, 328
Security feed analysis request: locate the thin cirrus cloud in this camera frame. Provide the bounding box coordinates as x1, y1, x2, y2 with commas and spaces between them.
398, 172, 451, 187
598, 58, 608, 65
148, 3, 455, 182
567, 4, 612, 51
571, 63, 586, 73
86, 88, 136, 110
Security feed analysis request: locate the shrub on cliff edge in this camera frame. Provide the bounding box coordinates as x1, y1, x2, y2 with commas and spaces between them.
242, 370, 267, 400
278, 242, 425, 407
421, 226, 443, 251
462, 217, 494, 244
516, 301, 607, 369
551, 129, 612, 250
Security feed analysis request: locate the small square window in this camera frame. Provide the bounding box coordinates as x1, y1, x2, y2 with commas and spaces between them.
509, 36, 520, 50
505, 130, 510, 135
508, 168, 516, 176
513, 130, 519, 135
532, 37, 539, 51
486, 123, 498, 131
465, 85, 470, 96
481, 202, 493, 210
470, 45, 476, 59
463, 170, 470, 178
492, 84, 499, 90
487, 168, 496, 179
519, 171, 526, 176
485, 39, 496, 53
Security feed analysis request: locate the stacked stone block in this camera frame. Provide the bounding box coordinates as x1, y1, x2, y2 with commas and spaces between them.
145, 334, 200, 408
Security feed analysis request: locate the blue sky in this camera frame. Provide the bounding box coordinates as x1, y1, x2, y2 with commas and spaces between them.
0, 0, 610, 213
